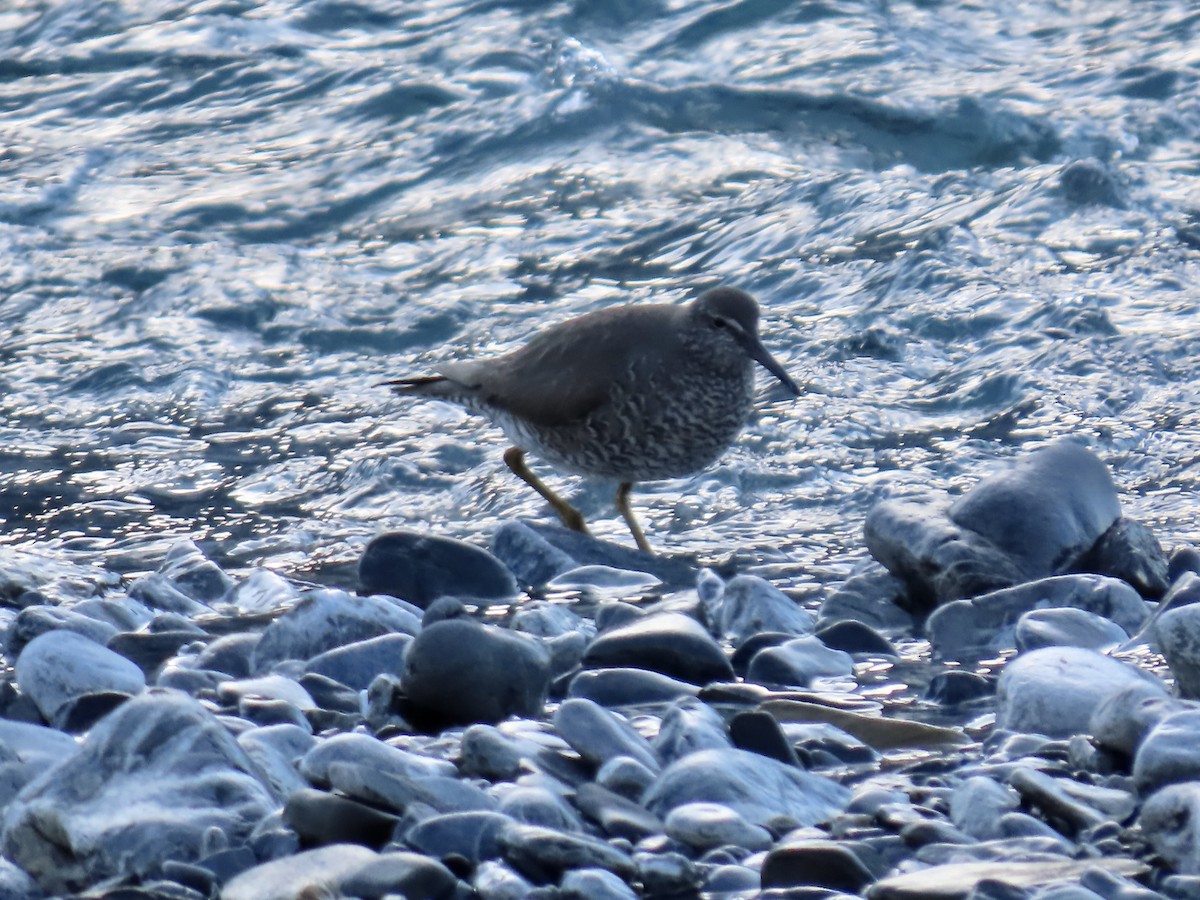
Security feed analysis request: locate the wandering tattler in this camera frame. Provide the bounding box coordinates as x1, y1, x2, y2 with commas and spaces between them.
387, 286, 800, 552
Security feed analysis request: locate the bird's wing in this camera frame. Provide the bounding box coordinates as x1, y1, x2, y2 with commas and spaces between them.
450, 303, 681, 428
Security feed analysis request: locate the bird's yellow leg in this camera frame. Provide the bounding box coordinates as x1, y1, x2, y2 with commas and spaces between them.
616, 482, 651, 554
503, 447, 589, 534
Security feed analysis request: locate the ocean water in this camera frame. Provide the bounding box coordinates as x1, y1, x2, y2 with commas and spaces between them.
1, 0, 1198, 595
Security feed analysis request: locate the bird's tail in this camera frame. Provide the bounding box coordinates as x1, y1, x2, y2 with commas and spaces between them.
378, 375, 449, 396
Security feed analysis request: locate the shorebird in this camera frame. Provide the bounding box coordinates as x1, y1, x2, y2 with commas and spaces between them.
387, 286, 799, 552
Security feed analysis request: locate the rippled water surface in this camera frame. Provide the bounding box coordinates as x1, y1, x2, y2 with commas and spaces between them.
2, 0, 1199, 592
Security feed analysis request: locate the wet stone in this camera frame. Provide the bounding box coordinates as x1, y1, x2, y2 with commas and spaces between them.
818, 566, 915, 633
575, 782, 664, 841
299, 731, 456, 786
191, 632, 260, 678
702, 572, 816, 647
1, 691, 277, 894
560, 866, 638, 899
404, 809, 512, 864
402, 617, 551, 728
339, 850, 461, 900
303, 632, 412, 691
652, 697, 732, 763
472, 860, 535, 899
1133, 709, 1200, 792
1076, 516, 1169, 598
568, 667, 700, 706
761, 839, 877, 893
498, 822, 637, 884
158, 541, 235, 603
596, 754, 658, 799
729, 709, 801, 766
663, 801, 772, 852
358, 530, 518, 608
643, 747, 850, 830
15, 629, 146, 727
221, 844, 379, 900
283, 787, 399, 850
1156, 602, 1200, 700
815, 618, 896, 655
996, 646, 1167, 738
251, 588, 422, 672
1014, 607, 1128, 653
497, 784, 585, 831
928, 575, 1147, 658
744, 635, 854, 687
947, 441, 1121, 582
328, 761, 495, 816
582, 611, 733, 685
6, 604, 118, 658
552, 697, 660, 773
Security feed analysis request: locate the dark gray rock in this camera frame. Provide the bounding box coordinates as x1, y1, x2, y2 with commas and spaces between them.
403, 618, 550, 727
928, 574, 1147, 658
1, 691, 277, 894
498, 822, 637, 884
304, 632, 411, 691
948, 441, 1121, 579
493, 521, 698, 589
1059, 158, 1126, 207
925, 670, 994, 706
596, 755, 658, 799
191, 632, 260, 678
729, 710, 801, 766
575, 782, 664, 841
761, 839, 876, 892
284, 787, 399, 850
745, 636, 854, 687
815, 619, 896, 655
405, 810, 513, 864
701, 572, 815, 647
865, 496, 1026, 608
818, 566, 915, 633
567, 667, 700, 706
553, 698, 660, 773
251, 588, 421, 672
491, 521, 580, 587
222, 844, 378, 900
997, 646, 1167, 739
359, 530, 518, 608
583, 612, 733, 685
339, 849, 460, 899
15, 629, 145, 727
642, 747, 849, 829
1076, 517, 1169, 599
497, 785, 585, 832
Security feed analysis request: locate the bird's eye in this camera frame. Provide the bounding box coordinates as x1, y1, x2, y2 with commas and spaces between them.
711, 317, 726, 329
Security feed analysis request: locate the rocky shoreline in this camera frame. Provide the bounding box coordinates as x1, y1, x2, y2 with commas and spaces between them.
0, 439, 1198, 899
